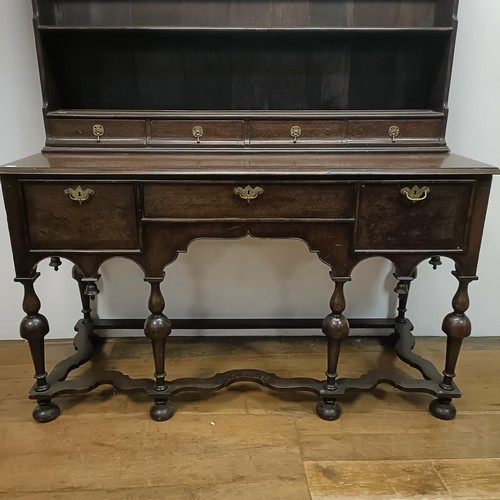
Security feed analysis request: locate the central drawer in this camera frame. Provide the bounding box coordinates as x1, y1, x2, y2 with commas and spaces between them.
151, 120, 245, 147
143, 182, 355, 219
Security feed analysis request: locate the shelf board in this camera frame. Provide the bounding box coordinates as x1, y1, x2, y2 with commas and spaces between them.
46, 109, 446, 119
37, 25, 454, 33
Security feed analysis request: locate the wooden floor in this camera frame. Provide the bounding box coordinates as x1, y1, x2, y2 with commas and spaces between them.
1, 335, 500, 499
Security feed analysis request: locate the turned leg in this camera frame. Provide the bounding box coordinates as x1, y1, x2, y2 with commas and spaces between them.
317, 276, 350, 421
429, 271, 478, 420
15, 272, 60, 423
392, 271, 417, 348
144, 276, 174, 421
393, 271, 416, 324
71, 265, 93, 324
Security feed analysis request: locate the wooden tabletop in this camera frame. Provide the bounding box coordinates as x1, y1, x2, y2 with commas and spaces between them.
0, 152, 497, 176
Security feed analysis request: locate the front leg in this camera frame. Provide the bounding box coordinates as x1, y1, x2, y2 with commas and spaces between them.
144, 275, 174, 421
429, 271, 478, 420
15, 272, 60, 423
317, 275, 351, 421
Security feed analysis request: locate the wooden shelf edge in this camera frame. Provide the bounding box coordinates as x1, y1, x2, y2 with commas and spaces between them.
37, 25, 454, 33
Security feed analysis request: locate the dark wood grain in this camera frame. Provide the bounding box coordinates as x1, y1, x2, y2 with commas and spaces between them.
142, 182, 355, 219
0, 152, 496, 176
31, 0, 460, 152
348, 119, 443, 142
23, 182, 139, 250
249, 120, 343, 146
355, 181, 473, 251
151, 120, 245, 146
48, 118, 146, 146
1, 0, 497, 424
2, 166, 496, 422
36, 0, 452, 28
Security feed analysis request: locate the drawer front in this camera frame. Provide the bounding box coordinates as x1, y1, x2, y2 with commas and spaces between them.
23, 183, 138, 250
143, 182, 355, 219
355, 182, 474, 251
347, 119, 443, 144
47, 119, 146, 146
151, 120, 245, 146
249, 120, 343, 146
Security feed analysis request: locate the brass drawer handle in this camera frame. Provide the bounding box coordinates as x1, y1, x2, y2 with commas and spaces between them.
290, 125, 302, 143
93, 124, 104, 143
234, 185, 264, 203
400, 185, 430, 202
192, 125, 204, 143
388, 125, 400, 143
64, 186, 95, 204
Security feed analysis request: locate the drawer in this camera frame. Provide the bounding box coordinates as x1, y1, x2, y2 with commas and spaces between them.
355, 182, 474, 251
249, 120, 343, 146
151, 120, 245, 146
47, 118, 146, 146
143, 182, 355, 219
23, 182, 139, 250
347, 119, 443, 145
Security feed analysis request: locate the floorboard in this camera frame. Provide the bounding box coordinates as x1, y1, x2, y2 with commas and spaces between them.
1, 336, 499, 499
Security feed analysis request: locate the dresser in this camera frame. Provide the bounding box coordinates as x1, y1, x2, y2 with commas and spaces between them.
0, 0, 496, 423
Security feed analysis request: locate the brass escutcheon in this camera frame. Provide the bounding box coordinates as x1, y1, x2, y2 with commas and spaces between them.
290, 125, 302, 143
234, 185, 264, 203
64, 186, 95, 205
388, 125, 400, 143
192, 125, 204, 144
92, 124, 104, 143
400, 185, 430, 202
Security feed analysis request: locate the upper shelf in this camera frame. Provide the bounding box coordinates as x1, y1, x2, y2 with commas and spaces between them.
37, 26, 454, 33
46, 109, 446, 119
34, 0, 458, 30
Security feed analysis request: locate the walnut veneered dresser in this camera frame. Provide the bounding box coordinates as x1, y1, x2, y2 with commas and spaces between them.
0, 0, 497, 423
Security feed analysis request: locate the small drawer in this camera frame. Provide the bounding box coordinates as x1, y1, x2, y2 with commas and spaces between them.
249, 120, 343, 146
151, 120, 245, 146
143, 182, 355, 219
355, 181, 474, 251
47, 118, 146, 146
347, 119, 443, 145
23, 182, 139, 250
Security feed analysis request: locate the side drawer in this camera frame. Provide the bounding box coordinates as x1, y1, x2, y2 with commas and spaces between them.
347, 119, 443, 145
355, 181, 474, 251
151, 120, 245, 146
23, 182, 139, 250
249, 120, 343, 147
143, 182, 355, 219
47, 118, 147, 147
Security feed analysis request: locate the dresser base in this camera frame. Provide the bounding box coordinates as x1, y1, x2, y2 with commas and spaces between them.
2, 154, 493, 424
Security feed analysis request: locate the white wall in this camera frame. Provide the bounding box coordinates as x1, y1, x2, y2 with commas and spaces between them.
0, 0, 499, 340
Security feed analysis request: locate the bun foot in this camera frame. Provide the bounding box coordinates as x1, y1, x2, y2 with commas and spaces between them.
33, 400, 60, 423
316, 399, 342, 421
429, 398, 457, 420
149, 399, 176, 422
